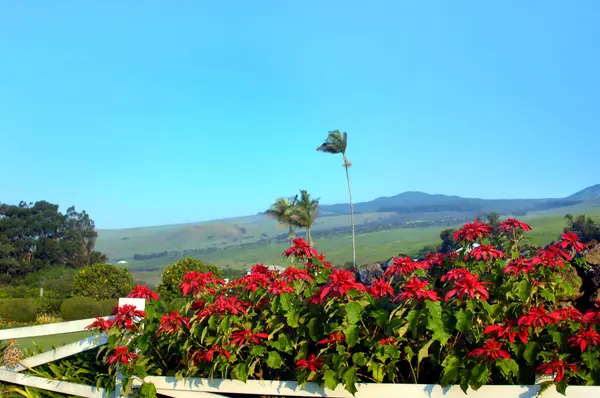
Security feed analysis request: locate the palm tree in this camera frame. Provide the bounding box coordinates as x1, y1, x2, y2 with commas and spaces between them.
317, 130, 356, 268
265, 196, 298, 246
290, 189, 319, 246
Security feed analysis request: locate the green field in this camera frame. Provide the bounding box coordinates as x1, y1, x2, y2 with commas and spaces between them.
6, 331, 93, 352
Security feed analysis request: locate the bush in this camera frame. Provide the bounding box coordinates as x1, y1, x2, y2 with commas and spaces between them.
72, 263, 134, 301
22, 266, 77, 297
60, 297, 103, 321
35, 297, 64, 316
99, 298, 118, 316
0, 299, 38, 322
157, 257, 223, 302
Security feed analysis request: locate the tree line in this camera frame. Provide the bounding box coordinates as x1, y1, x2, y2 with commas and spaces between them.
0, 200, 108, 284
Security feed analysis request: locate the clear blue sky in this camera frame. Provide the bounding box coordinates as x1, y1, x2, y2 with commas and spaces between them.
1, 1, 598, 229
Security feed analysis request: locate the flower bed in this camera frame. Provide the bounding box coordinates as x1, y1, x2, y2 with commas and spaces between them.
87, 219, 600, 396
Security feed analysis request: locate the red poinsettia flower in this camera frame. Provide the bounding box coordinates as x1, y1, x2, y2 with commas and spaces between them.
582, 309, 600, 325
318, 333, 345, 345
453, 221, 492, 242
445, 274, 491, 302
230, 329, 269, 347
379, 337, 398, 345
280, 266, 313, 282
234, 272, 272, 293
425, 252, 446, 268
569, 326, 600, 352
368, 278, 395, 299
268, 280, 295, 295
198, 295, 251, 317
537, 358, 577, 383
112, 305, 146, 330
189, 346, 231, 365
518, 306, 560, 328
560, 231, 586, 253
484, 320, 529, 344
504, 257, 536, 275
469, 245, 504, 261
319, 268, 366, 300
440, 268, 473, 283
283, 238, 317, 259
309, 291, 326, 305
499, 218, 532, 232
296, 354, 324, 371
538, 244, 572, 263
86, 317, 113, 332
394, 276, 439, 302
107, 346, 139, 365
180, 271, 224, 296
549, 306, 583, 322
157, 311, 190, 335
191, 299, 206, 311
127, 285, 160, 301
306, 252, 333, 270
468, 338, 510, 361
384, 257, 418, 278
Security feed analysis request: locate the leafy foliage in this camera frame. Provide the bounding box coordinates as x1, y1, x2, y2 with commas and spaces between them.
0, 299, 38, 322
73, 263, 134, 300
60, 297, 103, 320
157, 258, 223, 302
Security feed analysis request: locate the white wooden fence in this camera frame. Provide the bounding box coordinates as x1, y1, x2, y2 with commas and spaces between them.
1, 298, 599, 398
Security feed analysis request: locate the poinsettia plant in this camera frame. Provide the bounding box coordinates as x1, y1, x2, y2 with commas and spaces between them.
88, 219, 600, 396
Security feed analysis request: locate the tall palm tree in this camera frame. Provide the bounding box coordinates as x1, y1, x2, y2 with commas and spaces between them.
265, 196, 298, 246
290, 189, 319, 246
317, 130, 356, 268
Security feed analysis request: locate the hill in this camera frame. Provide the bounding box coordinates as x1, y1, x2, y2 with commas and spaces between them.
96, 185, 600, 270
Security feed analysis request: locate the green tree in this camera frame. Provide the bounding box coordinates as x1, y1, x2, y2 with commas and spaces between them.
157, 258, 223, 302
290, 189, 319, 246
564, 214, 600, 243
439, 228, 458, 253
317, 130, 356, 268
265, 196, 299, 246
72, 263, 134, 300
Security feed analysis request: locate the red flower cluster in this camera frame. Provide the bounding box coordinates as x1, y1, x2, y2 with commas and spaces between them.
180, 271, 224, 296
518, 307, 560, 328
268, 280, 295, 295
504, 257, 536, 275
296, 354, 324, 371
499, 218, 532, 232
316, 268, 366, 300
468, 338, 510, 361
127, 285, 159, 301
112, 305, 146, 330
158, 311, 190, 335
368, 278, 394, 299
560, 231, 586, 253
318, 333, 345, 345
444, 273, 490, 302
197, 295, 251, 317
484, 320, 529, 344
86, 317, 113, 332
107, 346, 139, 365
469, 245, 504, 261
453, 220, 492, 242
394, 276, 439, 302
283, 238, 317, 260
384, 257, 419, 278
230, 329, 269, 347
379, 336, 398, 345
537, 358, 577, 383
568, 326, 600, 352
280, 266, 312, 282
189, 346, 231, 365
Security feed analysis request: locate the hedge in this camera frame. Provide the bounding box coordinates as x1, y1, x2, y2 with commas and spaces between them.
60, 297, 103, 321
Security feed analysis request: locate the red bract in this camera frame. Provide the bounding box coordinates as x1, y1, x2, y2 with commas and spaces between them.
538, 244, 572, 264
440, 268, 473, 283
499, 218, 532, 232
280, 266, 312, 282
189, 346, 231, 365
425, 252, 446, 267
85, 317, 113, 332
560, 231, 586, 253
251, 263, 274, 275
198, 295, 251, 317
445, 274, 490, 302
384, 257, 418, 278
537, 358, 577, 383
582, 309, 600, 325
319, 268, 366, 300
267, 280, 295, 295
468, 338, 510, 361
318, 333, 345, 345
306, 252, 332, 270
550, 307, 583, 322
236, 272, 272, 293
112, 305, 146, 330
453, 220, 492, 242
230, 329, 269, 347
158, 311, 190, 335
368, 278, 394, 299
283, 238, 317, 260
107, 346, 139, 365
484, 320, 529, 344
296, 354, 324, 371
127, 285, 160, 301
518, 307, 560, 328
180, 271, 224, 296
395, 276, 439, 302
379, 337, 398, 345
504, 258, 535, 275
568, 326, 600, 352
469, 245, 504, 261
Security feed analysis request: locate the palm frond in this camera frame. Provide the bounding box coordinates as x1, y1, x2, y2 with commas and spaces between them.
316, 130, 347, 155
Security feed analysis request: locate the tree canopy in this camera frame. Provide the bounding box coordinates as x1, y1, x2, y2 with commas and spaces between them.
0, 200, 107, 283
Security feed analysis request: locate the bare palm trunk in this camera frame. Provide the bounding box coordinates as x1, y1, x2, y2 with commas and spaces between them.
344, 155, 356, 269
288, 224, 295, 247
307, 227, 312, 247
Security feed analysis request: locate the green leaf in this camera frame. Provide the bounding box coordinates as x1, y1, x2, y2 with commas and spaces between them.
469, 363, 491, 390
523, 342, 537, 365
495, 359, 519, 380
539, 289, 555, 304
352, 352, 367, 367
454, 309, 472, 333
440, 355, 461, 387
280, 293, 292, 311
406, 309, 421, 337
417, 339, 434, 368
516, 279, 532, 302
548, 330, 563, 345
582, 350, 598, 370
344, 325, 360, 347
385, 345, 401, 360
372, 309, 389, 328
425, 300, 450, 344
343, 366, 358, 395
234, 362, 249, 382
345, 301, 363, 325
404, 346, 415, 360
368, 361, 385, 382
266, 351, 283, 369
323, 369, 338, 391
307, 318, 320, 341
250, 345, 266, 356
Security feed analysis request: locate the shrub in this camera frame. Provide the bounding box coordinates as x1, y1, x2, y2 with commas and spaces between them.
35, 297, 64, 316
94, 224, 598, 396
157, 258, 223, 302
22, 266, 77, 297
0, 299, 38, 322
72, 263, 134, 301
60, 297, 103, 321
99, 299, 118, 316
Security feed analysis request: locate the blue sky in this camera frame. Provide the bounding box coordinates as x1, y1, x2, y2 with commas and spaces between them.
1, 1, 598, 229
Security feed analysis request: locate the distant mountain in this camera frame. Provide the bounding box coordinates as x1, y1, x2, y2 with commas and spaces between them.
568, 184, 600, 201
